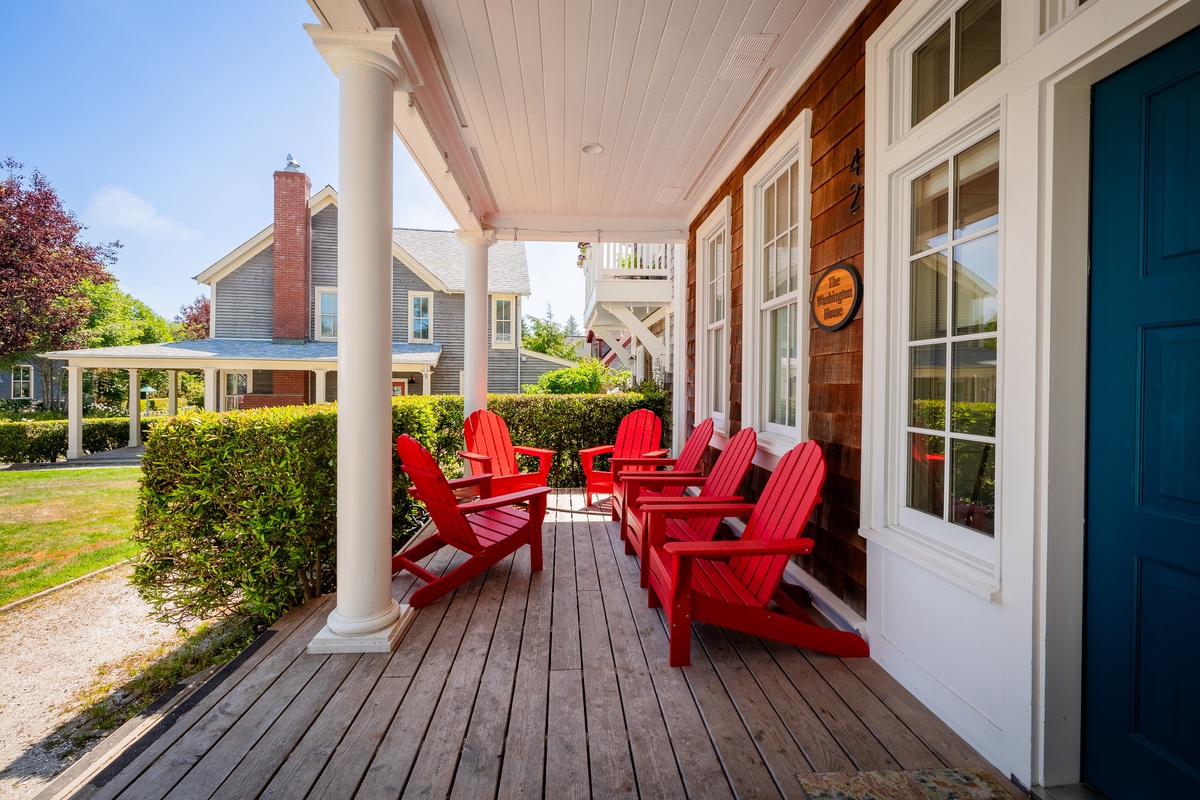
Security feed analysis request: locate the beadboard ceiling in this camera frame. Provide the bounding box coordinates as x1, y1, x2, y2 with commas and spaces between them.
307, 0, 865, 241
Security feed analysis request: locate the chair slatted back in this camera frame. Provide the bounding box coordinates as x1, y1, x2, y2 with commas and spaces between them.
464, 409, 517, 477
396, 435, 478, 550
613, 409, 663, 460
660, 418, 715, 499
730, 441, 825, 606
687, 427, 758, 539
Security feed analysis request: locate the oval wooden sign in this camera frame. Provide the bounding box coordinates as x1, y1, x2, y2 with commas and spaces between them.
811, 263, 862, 332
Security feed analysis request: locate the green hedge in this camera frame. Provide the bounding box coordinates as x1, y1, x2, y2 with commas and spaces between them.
134, 392, 663, 625
0, 418, 150, 463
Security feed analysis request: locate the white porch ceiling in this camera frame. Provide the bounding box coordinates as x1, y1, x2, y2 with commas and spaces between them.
307, 0, 865, 241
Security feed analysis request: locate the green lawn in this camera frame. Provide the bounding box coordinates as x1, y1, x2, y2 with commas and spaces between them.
0, 467, 141, 607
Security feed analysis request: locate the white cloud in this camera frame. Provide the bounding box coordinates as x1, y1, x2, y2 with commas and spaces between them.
86, 185, 198, 241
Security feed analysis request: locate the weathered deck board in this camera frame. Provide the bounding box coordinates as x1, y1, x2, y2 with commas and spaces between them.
77, 490, 1024, 800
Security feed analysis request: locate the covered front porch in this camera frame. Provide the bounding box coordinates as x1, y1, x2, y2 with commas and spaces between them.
52, 493, 1022, 800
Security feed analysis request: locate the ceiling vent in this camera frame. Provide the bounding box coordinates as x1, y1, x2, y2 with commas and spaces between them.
655, 188, 684, 204
718, 33, 778, 81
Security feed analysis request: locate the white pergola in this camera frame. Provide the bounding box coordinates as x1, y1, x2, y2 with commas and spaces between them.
301, 0, 864, 652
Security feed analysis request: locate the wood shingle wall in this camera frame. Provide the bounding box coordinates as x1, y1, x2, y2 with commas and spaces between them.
687, 0, 898, 615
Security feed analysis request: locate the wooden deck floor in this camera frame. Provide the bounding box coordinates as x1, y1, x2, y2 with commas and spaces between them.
67, 492, 1023, 799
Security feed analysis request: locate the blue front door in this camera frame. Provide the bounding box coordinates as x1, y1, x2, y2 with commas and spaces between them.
1086, 25, 1200, 799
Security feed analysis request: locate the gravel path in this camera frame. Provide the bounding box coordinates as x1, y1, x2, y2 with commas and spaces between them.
0, 565, 184, 800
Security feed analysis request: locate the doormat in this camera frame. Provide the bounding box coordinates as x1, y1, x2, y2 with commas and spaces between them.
799, 766, 1013, 800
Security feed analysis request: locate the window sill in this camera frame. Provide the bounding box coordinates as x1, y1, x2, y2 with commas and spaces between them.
859, 524, 1001, 602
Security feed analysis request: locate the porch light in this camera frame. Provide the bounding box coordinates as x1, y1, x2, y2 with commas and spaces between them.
582, 143, 603, 155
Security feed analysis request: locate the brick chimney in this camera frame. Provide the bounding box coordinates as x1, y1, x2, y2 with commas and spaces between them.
272, 157, 311, 343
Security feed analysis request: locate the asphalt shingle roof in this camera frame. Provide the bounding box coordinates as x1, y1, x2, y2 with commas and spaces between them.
392, 229, 530, 295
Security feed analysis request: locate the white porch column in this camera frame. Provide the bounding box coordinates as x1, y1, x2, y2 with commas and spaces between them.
314, 369, 328, 404
167, 370, 178, 416
458, 230, 494, 416
66, 366, 83, 460
307, 26, 413, 653
127, 369, 141, 447
422, 365, 430, 395
203, 368, 217, 412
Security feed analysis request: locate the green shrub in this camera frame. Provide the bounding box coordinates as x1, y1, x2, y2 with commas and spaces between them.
0, 418, 150, 463
522, 358, 631, 395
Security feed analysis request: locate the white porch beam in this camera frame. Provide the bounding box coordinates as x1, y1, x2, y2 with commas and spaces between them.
596, 330, 633, 369
127, 369, 141, 447
203, 368, 217, 412
602, 304, 668, 363
314, 369, 328, 404
167, 370, 178, 416
307, 27, 412, 655
66, 366, 83, 460
459, 230, 494, 417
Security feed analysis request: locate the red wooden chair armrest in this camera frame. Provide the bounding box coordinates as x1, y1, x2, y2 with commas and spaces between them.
642, 448, 671, 458
610, 456, 677, 470
459, 485, 551, 513
663, 537, 816, 559
636, 494, 743, 505
643, 502, 758, 519
448, 473, 493, 489
579, 444, 615, 458
458, 450, 495, 469
616, 472, 706, 486
513, 445, 555, 458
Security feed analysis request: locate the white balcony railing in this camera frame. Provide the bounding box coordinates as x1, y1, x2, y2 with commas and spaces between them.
582, 242, 675, 322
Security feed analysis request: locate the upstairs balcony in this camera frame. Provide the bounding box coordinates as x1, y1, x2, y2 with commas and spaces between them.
582, 243, 679, 373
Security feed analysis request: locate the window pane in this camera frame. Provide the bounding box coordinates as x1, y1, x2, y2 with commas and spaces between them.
320, 293, 337, 314
321, 316, 337, 338
910, 344, 946, 429
775, 238, 789, 299
950, 438, 995, 535
776, 167, 789, 238
414, 318, 429, 340
951, 339, 997, 435
952, 233, 998, 335
789, 162, 799, 227
955, 0, 1001, 95
954, 132, 1000, 237
710, 326, 725, 414
908, 432, 946, 518
764, 244, 776, 302
911, 163, 949, 254
789, 228, 800, 294
910, 252, 948, 341
912, 20, 951, 125
768, 304, 797, 427
763, 183, 775, 243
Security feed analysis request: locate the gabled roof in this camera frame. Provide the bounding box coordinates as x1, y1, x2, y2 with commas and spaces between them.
194, 185, 529, 296
392, 229, 529, 295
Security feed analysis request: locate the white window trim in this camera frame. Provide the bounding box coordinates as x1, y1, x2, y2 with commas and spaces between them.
224, 370, 253, 395
408, 290, 434, 344
741, 109, 813, 469
11, 364, 32, 400
695, 197, 733, 442
314, 286, 338, 342
491, 295, 515, 349
889, 0, 1006, 143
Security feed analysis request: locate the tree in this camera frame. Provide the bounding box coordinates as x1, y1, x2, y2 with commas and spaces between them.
523, 304, 578, 362
564, 315, 581, 337
0, 158, 118, 408
174, 294, 210, 341
79, 280, 174, 408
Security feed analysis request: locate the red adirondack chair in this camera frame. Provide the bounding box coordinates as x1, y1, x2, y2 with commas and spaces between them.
579, 408, 667, 509
620, 426, 757, 588
394, 434, 550, 608
460, 409, 555, 496
611, 417, 715, 531
644, 440, 869, 667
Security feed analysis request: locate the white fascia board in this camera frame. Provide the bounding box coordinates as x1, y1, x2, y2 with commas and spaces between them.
519, 348, 576, 368
485, 215, 689, 244
194, 186, 341, 286
48, 354, 440, 371
684, 0, 871, 226
391, 242, 452, 293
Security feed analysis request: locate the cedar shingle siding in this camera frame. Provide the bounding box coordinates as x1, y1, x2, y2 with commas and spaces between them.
687, 0, 891, 615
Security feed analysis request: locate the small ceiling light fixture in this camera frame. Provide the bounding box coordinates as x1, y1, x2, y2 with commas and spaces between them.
581, 143, 604, 155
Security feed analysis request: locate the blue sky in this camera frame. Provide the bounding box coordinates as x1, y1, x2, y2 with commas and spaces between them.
3, 0, 582, 327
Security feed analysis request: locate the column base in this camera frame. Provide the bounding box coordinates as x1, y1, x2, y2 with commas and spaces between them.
66, 450, 82, 461
307, 603, 416, 654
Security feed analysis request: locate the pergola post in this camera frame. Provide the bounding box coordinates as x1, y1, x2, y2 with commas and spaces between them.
203, 368, 217, 412
459, 230, 494, 416
66, 366, 83, 460
314, 369, 328, 403
307, 26, 413, 653
127, 368, 141, 447
167, 370, 178, 416
422, 364, 431, 395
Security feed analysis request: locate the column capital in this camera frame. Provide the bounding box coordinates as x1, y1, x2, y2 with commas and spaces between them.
456, 229, 496, 247
305, 24, 420, 91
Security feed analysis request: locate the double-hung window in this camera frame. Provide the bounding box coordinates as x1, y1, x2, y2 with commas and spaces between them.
696, 199, 731, 435
910, 0, 1001, 127
11, 365, 32, 399
409, 291, 433, 343
742, 110, 811, 458
492, 296, 514, 348
315, 287, 337, 340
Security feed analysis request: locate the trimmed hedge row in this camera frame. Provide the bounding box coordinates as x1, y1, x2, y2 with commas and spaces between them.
0, 418, 150, 463
135, 392, 663, 625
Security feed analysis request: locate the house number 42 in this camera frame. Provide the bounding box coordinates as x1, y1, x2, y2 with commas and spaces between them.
848, 147, 863, 215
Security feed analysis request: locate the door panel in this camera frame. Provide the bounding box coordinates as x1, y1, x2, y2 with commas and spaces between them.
1086, 24, 1200, 799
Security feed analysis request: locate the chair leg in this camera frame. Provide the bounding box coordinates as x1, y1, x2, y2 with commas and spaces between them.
529, 526, 544, 572
648, 584, 662, 608
668, 597, 693, 667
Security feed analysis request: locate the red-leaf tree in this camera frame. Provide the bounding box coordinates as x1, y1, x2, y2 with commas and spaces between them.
0, 158, 118, 406
174, 294, 210, 341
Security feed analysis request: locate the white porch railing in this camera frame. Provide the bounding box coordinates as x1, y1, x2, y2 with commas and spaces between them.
581, 242, 673, 306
